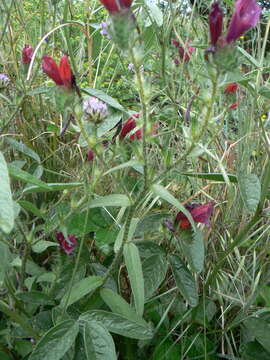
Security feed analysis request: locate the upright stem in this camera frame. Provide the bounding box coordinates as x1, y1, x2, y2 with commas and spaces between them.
129, 48, 149, 191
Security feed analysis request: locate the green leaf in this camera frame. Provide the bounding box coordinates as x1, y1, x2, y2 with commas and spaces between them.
60, 276, 103, 308
152, 184, 196, 231
0, 243, 12, 283
0, 152, 14, 233
169, 255, 198, 307
5, 138, 40, 163
244, 318, 270, 353
97, 113, 122, 137
124, 243, 144, 317
79, 310, 153, 340
143, 254, 168, 299
16, 291, 54, 305
22, 182, 83, 194
32, 241, 59, 253
258, 86, 270, 99
182, 172, 238, 183
83, 320, 117, 360
83, 88, 126, 113
241, 341, 270, 360
238, 174, 261, 212
100, 288, 147, 326
18, 200, 45, 219
29, 320, 79, 360
8, 164, 50, 190
237, 46, 260, 68
103, 160, 142, 176
180, 230, 204, 273
89, 194, 131, 208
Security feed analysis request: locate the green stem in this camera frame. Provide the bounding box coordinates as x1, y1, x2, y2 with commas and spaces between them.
129, 48, 149, 191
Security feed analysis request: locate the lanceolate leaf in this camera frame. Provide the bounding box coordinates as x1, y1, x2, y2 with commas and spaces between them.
123, 243, 145, 317
142, 254, 168, 299
180, 230, 205, 273
83, 320, 117, 360
169, 255, 198, 307
244, 317, 270, 353
29, 320, 79, 360
79, 311, 153, 340
0, 152, 14, 233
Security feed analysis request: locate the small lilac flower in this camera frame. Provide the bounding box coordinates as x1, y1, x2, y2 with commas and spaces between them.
226, 0, 261, 43
0, 74, 10, 89
163, 220, 176, 232
100, 21, 111, 39
83, 96, 108, 123
56, 232, 77, 255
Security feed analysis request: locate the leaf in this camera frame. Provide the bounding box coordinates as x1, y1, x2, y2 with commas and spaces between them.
237, 46, 260, 68
22, 182, 83, 194
0, 243, 12, 283
241, 341, 270, 360
142, 254, 168, 299
29, 320, 79, 360
152, 184, 196, 231
136, 212, 170, 235
100, 288, 147, 326
32, 241, 59, 253
0, 152, 14, 233
8, 165, 50, 190
258, 86, 270, 99
136, 241, 166, 260
60, 276, 103, 308
124, 243, 144, 317
238, 174, 261, 212
169, 255, 198, 307
83, 320, 117, 360
97, 113, 122, 137
5, 138, 40, 163
103, 160, 142, 176
18, 200, 45, 219
79, 310, 153, 340
16, 291, 54, 306
89, 194, 131, 208
244, 317, 270, 353
182, 172, 238, 183
180, 230, 204, 273
83, 88, 126, 113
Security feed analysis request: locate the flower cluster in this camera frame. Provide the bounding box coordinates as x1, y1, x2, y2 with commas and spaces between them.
42, 55, 74, 89
120, 114, 158, 141
56, 232, 77, 255
99, 0, 133, 13
83, 96, 108, 123
172, 40, 195, 64
0, 74, 10, 89
176, 203, 214, 229
208, 0, 261, 50
22, 45, 34, 65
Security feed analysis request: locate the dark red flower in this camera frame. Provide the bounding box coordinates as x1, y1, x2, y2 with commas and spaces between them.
120, 113, 142, 141
99, 0, 133, 13
172, 40, 195, 63
42, 55, 73, 88
56, 232, 77, 255
175, 203, 214, 229
229, 102, 239, 109
22, 45, 34, 65
224, 82, 238, 94
226, 0, 261, 43
209, 2, 223, 46
87, 149, 94, 162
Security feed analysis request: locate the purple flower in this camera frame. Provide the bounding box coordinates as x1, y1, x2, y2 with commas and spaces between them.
83, 96, 108, 122
56, 232, 77, 255
226, 0, 261, 43
100, 21, 111, 39
87, 148, 94, 162
209, 2, 223, 46
0, 74, 10, 88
